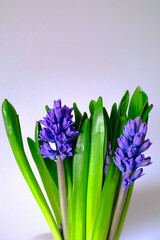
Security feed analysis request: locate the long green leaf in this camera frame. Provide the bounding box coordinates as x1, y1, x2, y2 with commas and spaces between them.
128, 86, 148, 119
35, 122, 59, 187
78, 112, 88, 130
2, 99, 62, 240
86, 97, 105, 240
110, 103, 117, 140
142, 104, 153, 123
118, 90, 129, 113
103, 107, 108, 159
91, 103, 127, 240
64, 157, 73, 240
70, 118, 91, 240
89, 100, 97, 118
27, 137, 61, 225
73, 102, 83, 130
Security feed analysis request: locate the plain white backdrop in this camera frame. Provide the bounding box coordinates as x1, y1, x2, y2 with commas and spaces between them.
0, 1, 160, 240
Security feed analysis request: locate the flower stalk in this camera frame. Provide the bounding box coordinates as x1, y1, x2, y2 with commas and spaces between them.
108, 172, 131, 240
57, 155, 68, 240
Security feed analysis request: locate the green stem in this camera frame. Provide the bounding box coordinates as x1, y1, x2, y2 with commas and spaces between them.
108, 172, 131, 240
57, 155, 68, 240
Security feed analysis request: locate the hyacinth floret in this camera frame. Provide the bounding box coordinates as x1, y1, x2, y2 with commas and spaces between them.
39, 99, 79, 160
113, 117, 152, 188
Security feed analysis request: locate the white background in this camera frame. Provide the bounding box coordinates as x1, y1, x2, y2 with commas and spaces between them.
0, 1, 160, 240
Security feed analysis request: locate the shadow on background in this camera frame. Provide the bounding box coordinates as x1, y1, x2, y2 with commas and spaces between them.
122, 186, 160, 239
32, 233, 54, 240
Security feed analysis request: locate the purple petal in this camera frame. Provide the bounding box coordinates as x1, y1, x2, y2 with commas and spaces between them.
115, 148, 125, 161
117, 135, 129, 150
113, 156, 126, 172
134, 117, 142, 133
135, 154, 145, 163
124, 157, 134, 173
136, 157, 152, 168
138, 123, 147, 136
122, 177, 132, 188
133, 133, 144, 147
123, 125, 132, 142
55, 108, 64, 123
54, 99, 61, 109
130, 168, 144, 181
128, 120, 136, 136
39, 142, 58, 161
138, 139, 152, 154
127, 145, 137, 158
39, 128, 55, 143
55, 132, 66, 145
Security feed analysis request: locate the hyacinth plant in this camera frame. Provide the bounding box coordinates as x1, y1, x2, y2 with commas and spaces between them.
2, 86, 153, 240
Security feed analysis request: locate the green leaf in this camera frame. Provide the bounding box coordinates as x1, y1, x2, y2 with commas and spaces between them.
91, 102, 127, 240
27, 137, 61, 225
45, 105, 50, 113
64, 157, 73, 240
110, 103, 118, 140
70, 118, 91, 240
35, 121, 42, 150
78, 112, 88, 130
142, 104, 153, 123
35, 122, 58, 187
89, 100, 97, 118
103, 107, 109, 159
112, 102, 128, 152
86, 97, 105, 240
118, 90, 130, 113
128, 86, 148, 120
2, 99, 62, 240
73, 102, 83, 130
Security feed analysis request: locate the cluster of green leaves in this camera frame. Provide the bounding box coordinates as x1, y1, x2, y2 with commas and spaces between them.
2, 86, 152, 240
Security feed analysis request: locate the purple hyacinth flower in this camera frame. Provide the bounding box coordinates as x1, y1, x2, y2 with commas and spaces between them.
122, 176, 132, 188
38, 99, 79, 160
39, 142, 58, 160
113, 117, 152, 187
